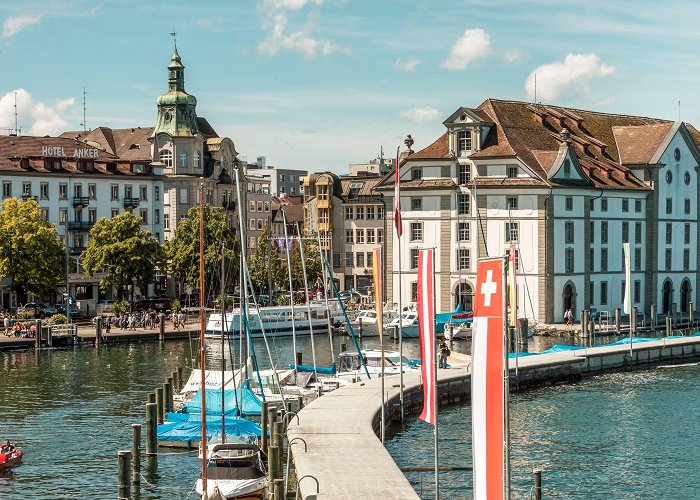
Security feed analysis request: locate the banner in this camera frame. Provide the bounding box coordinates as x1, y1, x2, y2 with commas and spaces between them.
394, 147, 403, 237
417, 249, 436, 425
372, 248, 383, 333
471, 257, 506, 500
508, 244, 517, 327
623, 242, 631, 315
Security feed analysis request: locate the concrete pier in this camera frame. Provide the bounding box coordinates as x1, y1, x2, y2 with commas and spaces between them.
288, 335, 700, 499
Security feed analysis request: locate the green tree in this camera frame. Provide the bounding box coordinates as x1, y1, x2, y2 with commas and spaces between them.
0, 198, 64, 297
289, 238, 322, 291
248, 223, 285, 294
164, 204, 239, 295
80, 212, 163, 301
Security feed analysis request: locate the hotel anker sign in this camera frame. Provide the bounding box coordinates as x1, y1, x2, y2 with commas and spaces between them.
41, 146, 100, 159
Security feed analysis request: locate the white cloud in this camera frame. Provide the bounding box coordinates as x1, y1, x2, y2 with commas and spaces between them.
395, 57, 421, 72
525, 53, 616, 101
264, 0, 323, 9
503, 48, 522, 63
2, 14, 41, 39
399, 106, 442, 123
441, 28, 491, 70
0, 89, 75, 136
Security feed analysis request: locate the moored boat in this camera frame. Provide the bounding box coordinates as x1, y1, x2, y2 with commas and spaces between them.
336, 348, 420, 383
0, 448, 23, 470
195, 443, 268, 499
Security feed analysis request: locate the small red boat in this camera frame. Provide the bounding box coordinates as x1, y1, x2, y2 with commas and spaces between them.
0, 449, 23, 470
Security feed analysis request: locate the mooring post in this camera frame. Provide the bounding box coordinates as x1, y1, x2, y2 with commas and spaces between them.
650, 304, 656, 332
163, 381, 172, 415
171, 370, 179, 393
95, 318, 102, 348
166, 377, 174, 410
156, 387, 164, 424
690, 302, 694, 326
615, 307, 621, 334
666, 316, 672, 337
533, 469, 542, 500
147, 392, 155, 405
581, 310, 588, 338
261, 400, 269, 454
47, 321, 53, 348
631, 307, 638, 336
297, 394, 304, 412
131, 424, 141, 485
672, 303, 678, 328
268, 445, 279, 483
34, 320, 41, 350
176, 366, 183, 391
273, 421, 284, 449
117, 450, 131, 500
145, 402, 157, 457
588, 320, 595, 347
272, 478, 284, 500
295, 352, 302, 368
158, 313, 165, 342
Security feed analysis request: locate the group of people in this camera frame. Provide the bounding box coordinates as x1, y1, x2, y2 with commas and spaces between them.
2, 313, 36, 338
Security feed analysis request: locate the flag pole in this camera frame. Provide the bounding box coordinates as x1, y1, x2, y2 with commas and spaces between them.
396, 147, 405, 423
433, 249, 439, 500
503, 255, 511, 500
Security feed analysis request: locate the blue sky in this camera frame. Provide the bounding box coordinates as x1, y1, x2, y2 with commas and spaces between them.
2, 0, 700, 173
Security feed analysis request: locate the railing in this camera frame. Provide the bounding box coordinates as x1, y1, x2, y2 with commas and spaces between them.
67, 221, 94, 231
72, 196, 90, 207
123, 197, 140, 208
21, 195, 38, 202
70, 246, 86, 254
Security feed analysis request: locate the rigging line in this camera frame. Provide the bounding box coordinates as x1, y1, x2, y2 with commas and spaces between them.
295, 221, 319, 383
315, 227, 335, 363
506, 206, 537, 323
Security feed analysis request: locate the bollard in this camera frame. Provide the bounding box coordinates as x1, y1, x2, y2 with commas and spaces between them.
260, 401, 269, 454
131, 424, 141, 485
297, 394, 304, 412
156, 387, 164, 424
159, 313, 165, 341
295, 352, 303, 368
631, 307, 638, 336
690, 302, 694, 325
147, 392, 155, 405
145, 402, 157, 457
272, 478, 284, 500
166, 377, 174, 411
533, 469, 542, 500
163, 381, 172, 414
666, 316, 672, 337
95, 318, 102, 348
176, 366, 183, 391
117, 450, 131, 500
171, 370, 179, 393
650, 304, 656, 332
268, 445, 280, 482
615, 307, 621, 334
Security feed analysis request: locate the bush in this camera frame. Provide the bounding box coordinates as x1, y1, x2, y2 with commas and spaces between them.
50, 313, 66, 325
112, 299, 130, 316
170, 298, 181, 312
17, 311, 34, 320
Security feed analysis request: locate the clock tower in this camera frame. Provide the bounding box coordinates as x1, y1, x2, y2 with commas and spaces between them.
154, 41, 199, 137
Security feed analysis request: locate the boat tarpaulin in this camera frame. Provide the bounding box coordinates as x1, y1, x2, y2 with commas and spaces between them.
289, 363, 337, 375
180, 369, 239, 393
184, 381, 262, 416
158, 415, 261, 442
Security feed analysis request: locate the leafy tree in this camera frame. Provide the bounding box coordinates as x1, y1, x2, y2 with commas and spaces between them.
80, 212, 163, 301
289, 237, 322, 291
0, 198, 64, 297
164, 204, 239, 296
249, 223, 286, 294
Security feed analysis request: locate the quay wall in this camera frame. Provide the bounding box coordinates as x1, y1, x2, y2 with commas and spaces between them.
288, 336, 700, 499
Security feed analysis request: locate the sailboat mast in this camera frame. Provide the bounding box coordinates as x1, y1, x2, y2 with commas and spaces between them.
281, 209, 298, 373
199, 182, 208, 494
296, 222, 318, 382
220, 244, 226, 443
315, 228, 335, 362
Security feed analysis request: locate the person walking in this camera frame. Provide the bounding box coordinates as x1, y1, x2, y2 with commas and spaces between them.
565, 308, 573, 328
438, 339, 450, 369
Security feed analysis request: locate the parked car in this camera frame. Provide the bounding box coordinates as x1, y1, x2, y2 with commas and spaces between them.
56, 302, 79, 316
18, 303, 58, 318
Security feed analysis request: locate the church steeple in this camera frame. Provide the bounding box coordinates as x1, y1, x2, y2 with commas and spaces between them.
168, 37, 185, 92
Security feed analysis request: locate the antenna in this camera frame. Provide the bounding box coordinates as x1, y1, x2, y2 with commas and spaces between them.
170, 28, 177, 49
13, 92, 18, 135
534, 73, 537, 104
678, 99, 681, 122
80, 87, 87, 133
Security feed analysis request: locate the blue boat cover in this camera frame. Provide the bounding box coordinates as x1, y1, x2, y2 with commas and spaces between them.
289, 363, 337, 375
541, 344, 585, 354
183, 380, 262, 416
158, 414, 261, 442
607, 337, 661, 346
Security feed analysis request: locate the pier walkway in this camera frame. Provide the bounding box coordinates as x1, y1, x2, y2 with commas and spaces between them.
288, 335, 700, 499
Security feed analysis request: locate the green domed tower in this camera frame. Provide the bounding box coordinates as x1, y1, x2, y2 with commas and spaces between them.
154, 42, 199, 136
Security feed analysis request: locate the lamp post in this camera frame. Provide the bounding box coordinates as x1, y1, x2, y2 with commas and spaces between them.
63, 292, 71, 325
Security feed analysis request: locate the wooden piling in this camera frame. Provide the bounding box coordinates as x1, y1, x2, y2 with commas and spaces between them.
147, 391, 155, 405
131, 424, 141, 485
156, 387, 164, 424
273, 421, 284, 450
163, 381, 172, 414
117, 450, 131, 500
297, 395, 304, 412
145, 402, 157, 457
34, 320, 41, 350
615, 307, 621, 334
261, 400, 269, 454
533, 469, 542, 500
651, 304, 656, 332
272, 478, 284, 500
666, 316, 672, 337
690, 302, 694, 325
176, 366, 183, 391
295, 352, 303, 368
268, 445, 280, 482
631, 307, 638, 335
158, 313, 165, 342
340, 342, 347, 353
171, 370, 179, 392
95, 318, 102, 348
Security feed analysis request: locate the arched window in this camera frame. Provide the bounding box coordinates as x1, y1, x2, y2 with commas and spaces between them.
159, 149, 173, 168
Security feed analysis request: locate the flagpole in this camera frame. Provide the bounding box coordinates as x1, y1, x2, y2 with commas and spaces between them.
433, 249, 439, 500
503, 255, 511, 500
396, 146, 405, 423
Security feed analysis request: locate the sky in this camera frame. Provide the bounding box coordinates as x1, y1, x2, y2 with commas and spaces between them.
2, 0, 700, 174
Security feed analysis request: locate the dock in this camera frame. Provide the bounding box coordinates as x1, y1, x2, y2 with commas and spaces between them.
288, 335, 700, 499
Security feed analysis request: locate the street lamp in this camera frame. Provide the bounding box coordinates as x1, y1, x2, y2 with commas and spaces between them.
63, 292, 71, 325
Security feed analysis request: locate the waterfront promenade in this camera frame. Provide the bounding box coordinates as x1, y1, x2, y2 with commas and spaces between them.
288, 335, 700, 499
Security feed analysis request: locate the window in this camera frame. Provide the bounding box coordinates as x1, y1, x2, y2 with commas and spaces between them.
367, 229, 375, 244
589, 281, 595, 304
87, 209, 95, 224
666, 223, 673, 245
155, 209, 160, 224
410, 222, 423, 242
345, 230, 353, 244
85, 184, 95, 200
601, 248, 608, 272
622, 199, 629, 212
356, 206, 364, 220
458, 164, 471, 184
457, 248, 470, 270
155, 186, 160, 201
378, 206, 384, 219
249, 219, 255, 231
666, 198, 673, 214
590, 248, 594, 271
163, 214, 170, 230
178, 188, 188, 205
565, 248, 574, 272
2, 182, 11, 198
634, 280, 641, 303
41, 208, 49, 222
685, 223, 691, 245
257, 201, 263, 212
257, 219, 264, 230
565, 221, 574, 243
675, 147, 681, 162
249, 201, 255, 212
507, 196, 518, 210
601, 221, 608, 244
367, 206, 375, 220
110, 184, 118, 200
356, 229, 365, 244
684, 249, 690, 271
685, 198, 691, 215
666, 170, 673, 184
356, 253, 364, 267
57, 183, 67, 200
665, 248, 672, 271
590, 222, 594, 243
457, 222, 470, 241
345, 252, 353, 267
506, 166, 518, 178
457, 194, 470, 215
411, 198, 422, 210
111, 209, 119, 218
140, 210, 148, 224
457, 130, 472, 155
159, 149, 173, 168
194, 151, 201, 168
600, 281, 608, 305
367, 252, 373, 267
634, 248, 641, 271
684, 171, 691, 185
635, 199, 642, 212
622, 222, 629, 243
378, 229, 384, 244
22, 182, 31, 196
411, 168, 422, 181
74, 208, 82, 222
505, 222, 519, 243
590, 199, 595, 211
59, 208, 67, 224
40, 182, 49, 199
563, 159, 571, 176
635, 222, 642, 244
140, 185, 148, 201
410, 249, 419, 269
601, 199, 608, 212
125, 185, 133, 198
74, 184, 83, 198
565, 196, 573, 211
179, 152, 187, 168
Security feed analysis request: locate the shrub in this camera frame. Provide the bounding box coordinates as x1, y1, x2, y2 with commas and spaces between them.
51, 313, 66, 325
17, 311, 34, 320
112, 299, 130, 316
170, 298, 181, 312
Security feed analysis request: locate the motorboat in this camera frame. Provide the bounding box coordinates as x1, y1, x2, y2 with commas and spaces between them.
0, 448, 23, 470
195, 443, 268, 499
387, 311, 419, 338
336, 348, 420, 383
350, 309, 380, 336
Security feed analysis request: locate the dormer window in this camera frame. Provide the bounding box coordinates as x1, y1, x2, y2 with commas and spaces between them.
159, 149, 173, 168
507, 166, 519, 178
563, 159, 571, 176
411, 168, 423, 181
458, 130, 472, 157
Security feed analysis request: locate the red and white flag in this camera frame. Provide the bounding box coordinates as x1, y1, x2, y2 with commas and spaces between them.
471, 258, 506, 500
417, 249, 435, 425
394, 147, 403, 237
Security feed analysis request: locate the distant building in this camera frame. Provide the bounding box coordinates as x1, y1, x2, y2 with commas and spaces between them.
348, 154, 394, 177
244, 171, 272, 251
247, 160, 307, 197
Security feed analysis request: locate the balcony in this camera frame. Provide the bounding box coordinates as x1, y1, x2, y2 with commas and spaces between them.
72, 196, 90, 208
21, 194, 38, 202
123, 197, 140, 209
222, 200, 236, 211
67, 221, 94, 231
70, 246, 86, 254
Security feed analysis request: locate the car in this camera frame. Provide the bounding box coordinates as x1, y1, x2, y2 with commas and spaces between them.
19, 303, 57, 318
56, 303, 79, 316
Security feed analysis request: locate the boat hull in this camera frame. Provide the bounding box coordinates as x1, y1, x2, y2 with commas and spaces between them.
0, 450, 23, 470
196, 477, 267, 499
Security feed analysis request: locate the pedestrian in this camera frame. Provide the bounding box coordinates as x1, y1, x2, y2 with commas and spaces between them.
565, 308, 573, 327
172, 311, 178, 330
438, 339, 450, 369
3, 313, 9, 336
105, 317, 111, 334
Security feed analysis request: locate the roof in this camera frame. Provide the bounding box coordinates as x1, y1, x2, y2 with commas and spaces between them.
340, 176, 382, 198
60, 127, 154, 162
409, 133, 452, 160
612, 123, 674, 164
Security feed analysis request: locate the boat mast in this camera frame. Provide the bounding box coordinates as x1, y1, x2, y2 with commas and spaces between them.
315, 228, 335, 362
281, 209, 298, 373
199, 182, 208, 495
296, 222, 318, 382
220, 243, 226, 443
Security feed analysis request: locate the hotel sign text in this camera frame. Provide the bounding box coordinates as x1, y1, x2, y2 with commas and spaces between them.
41, 146, 100, 159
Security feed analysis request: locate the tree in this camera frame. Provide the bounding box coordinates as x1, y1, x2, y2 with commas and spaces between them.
80, 212, 163, 301
248, 223, 285, 294
0, 198, 64, 298
289, 237, 322, 291
164, 204, 239, 296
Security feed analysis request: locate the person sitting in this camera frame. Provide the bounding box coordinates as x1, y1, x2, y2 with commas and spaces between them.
1, 440, 15, 454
